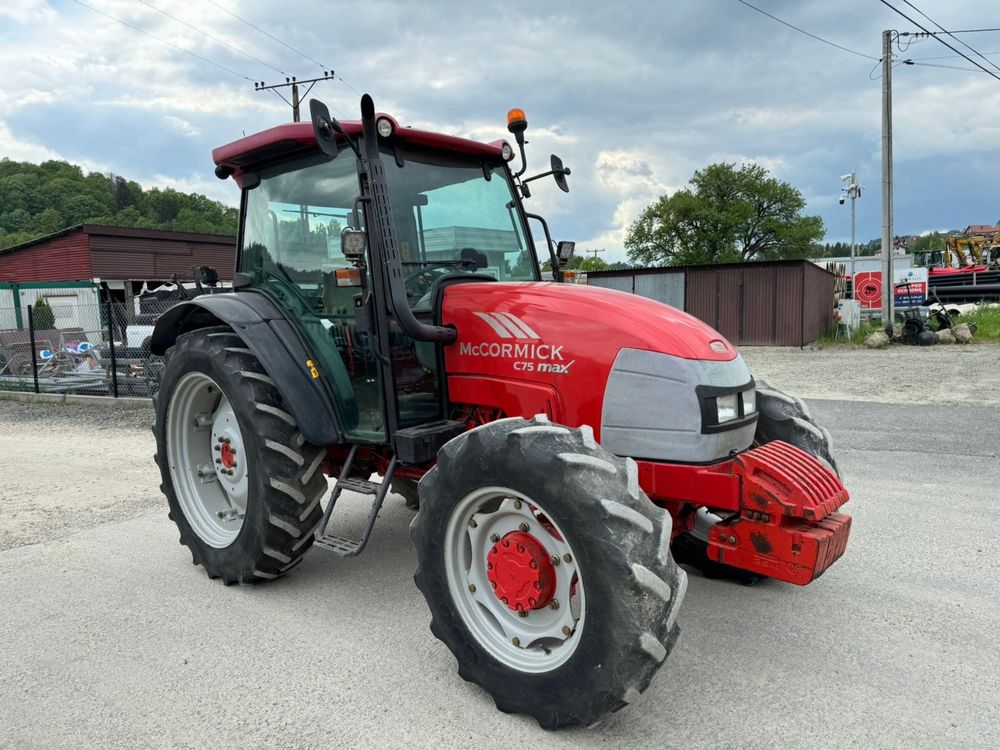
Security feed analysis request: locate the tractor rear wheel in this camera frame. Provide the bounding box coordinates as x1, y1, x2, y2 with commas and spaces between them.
411, 415, 686, 729
672, 379, 840, 582
154, 326, 327, 584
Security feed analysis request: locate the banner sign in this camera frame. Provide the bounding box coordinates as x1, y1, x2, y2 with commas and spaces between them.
853, 267, 928, 310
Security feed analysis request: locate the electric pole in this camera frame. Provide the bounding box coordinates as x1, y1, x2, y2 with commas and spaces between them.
254, 72, 335, 122
586, 248, 605, 260
880, 29, 895, 328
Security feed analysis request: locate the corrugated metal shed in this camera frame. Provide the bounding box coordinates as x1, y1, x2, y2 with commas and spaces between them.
0, 225, 236, 283
0, 230, 91, 282
587, 260, 836, 346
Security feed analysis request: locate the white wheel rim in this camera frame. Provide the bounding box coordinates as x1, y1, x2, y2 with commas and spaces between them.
166, 372, 248, 548
444, 486, 586, 673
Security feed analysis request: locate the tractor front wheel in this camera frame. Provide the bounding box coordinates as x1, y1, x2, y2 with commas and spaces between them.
411, 415, 686, 729
154, 327, 328, 584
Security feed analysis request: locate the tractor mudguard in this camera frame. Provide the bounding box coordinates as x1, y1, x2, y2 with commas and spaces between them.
150, 291, 343, 446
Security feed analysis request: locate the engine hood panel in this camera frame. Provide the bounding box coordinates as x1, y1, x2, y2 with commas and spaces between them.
441, 282, 742, 440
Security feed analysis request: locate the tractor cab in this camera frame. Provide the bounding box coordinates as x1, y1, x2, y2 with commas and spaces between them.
209, 97, 571, 447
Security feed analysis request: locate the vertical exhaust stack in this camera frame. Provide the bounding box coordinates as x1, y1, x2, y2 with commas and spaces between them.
357, 94, 456, 345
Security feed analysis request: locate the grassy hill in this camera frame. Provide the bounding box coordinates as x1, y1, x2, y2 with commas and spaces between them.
0, 158, 237, 250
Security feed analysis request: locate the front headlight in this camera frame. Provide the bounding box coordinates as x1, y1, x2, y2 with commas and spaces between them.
716, 393, 739, 423
742, 388, 756, 415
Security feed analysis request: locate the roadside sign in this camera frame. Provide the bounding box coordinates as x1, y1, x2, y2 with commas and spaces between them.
853, 268, 928, 310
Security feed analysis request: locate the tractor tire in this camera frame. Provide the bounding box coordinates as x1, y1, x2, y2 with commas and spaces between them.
753, 378, 839, 476
154, 326, 327, 584
672, 379, 840, 583
411, 415, 686, 729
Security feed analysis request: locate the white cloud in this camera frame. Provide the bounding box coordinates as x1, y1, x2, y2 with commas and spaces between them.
0, 0, 998, 259
0, 0, 54, 23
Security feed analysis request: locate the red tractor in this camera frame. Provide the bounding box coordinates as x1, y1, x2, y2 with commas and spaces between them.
151, 95, 850, 728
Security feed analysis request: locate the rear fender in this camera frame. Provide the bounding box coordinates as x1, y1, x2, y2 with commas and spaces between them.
151, 292, 344, 446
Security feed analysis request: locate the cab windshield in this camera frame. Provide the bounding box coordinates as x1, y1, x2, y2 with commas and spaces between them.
382, 146, 538, 305
240, 143, 537, 314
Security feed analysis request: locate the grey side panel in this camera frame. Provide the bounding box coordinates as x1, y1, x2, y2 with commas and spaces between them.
587, 275, 633, 293
600, 348, 755, 463
634, 272, 685, 310
150, 293, 344, 446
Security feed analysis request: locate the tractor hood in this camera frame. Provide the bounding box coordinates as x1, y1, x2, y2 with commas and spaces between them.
441, 282, 757, 463
442, 281, 737, 367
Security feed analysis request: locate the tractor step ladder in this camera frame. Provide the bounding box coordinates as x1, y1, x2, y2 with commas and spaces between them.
313, 445, 397, 558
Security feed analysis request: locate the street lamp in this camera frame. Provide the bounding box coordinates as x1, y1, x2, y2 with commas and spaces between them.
840, 172, 862, 299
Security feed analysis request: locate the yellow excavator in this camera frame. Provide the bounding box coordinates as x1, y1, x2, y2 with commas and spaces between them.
915, 235, 996, 269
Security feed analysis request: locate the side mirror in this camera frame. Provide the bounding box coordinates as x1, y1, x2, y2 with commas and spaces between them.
341, 229, 367, 259
556, 241, 576, 268
551, 154, 571, 193
310, 99, 340, 159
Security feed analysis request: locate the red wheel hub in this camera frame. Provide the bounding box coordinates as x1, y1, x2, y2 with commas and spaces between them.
486, 531, 556, 611
220, 442, 236, 469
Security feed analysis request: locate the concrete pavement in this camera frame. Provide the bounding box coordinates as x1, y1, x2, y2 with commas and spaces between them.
1, 399, 998, 748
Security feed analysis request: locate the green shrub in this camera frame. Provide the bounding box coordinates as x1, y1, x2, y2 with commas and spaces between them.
31, 297, 55, 330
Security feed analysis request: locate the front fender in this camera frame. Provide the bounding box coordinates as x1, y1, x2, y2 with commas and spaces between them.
151, 292, 344, 446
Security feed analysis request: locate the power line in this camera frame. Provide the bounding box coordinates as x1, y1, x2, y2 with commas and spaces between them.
734, 0, 878, 61
898, 0, 1000, 75
71, 0, 253, 82
878, 0, 1000, 82
901, 27, 1000, 35
136, 0, 288, 78
206, 0, 327, 71
908, 60, 995, 73
205, 1, 363, 98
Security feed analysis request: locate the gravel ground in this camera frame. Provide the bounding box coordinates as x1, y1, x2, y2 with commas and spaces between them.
0, 399, 157, 551
1, 349, 998, 747
741, 343, 1000, 406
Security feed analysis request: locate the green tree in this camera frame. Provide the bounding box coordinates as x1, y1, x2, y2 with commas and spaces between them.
911, 232, 945, 254
625, 162, 825, 267
31, 297, 55, 329
0, 158, 238, 250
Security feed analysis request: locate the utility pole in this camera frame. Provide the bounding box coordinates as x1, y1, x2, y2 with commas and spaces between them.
880, 30, 895, 328
254, 72, 335, 122
586, 248, 605, 260
840, 171, 861, 299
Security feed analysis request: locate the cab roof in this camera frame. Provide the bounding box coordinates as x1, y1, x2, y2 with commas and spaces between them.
212, 116, 508, 173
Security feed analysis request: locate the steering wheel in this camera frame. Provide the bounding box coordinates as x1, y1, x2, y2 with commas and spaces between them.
403, 265, 453, 300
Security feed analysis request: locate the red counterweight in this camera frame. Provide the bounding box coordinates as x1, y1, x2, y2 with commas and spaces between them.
707, 441, 851, 585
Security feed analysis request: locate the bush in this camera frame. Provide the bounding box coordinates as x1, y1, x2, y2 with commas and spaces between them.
31, 297, 55, 330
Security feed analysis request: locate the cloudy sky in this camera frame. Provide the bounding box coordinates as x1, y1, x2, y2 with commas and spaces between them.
2, 0, 999, 261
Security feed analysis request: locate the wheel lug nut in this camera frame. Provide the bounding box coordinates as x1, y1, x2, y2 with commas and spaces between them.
549, 599, 560, 610
518, 610, 528, 618
561, 626, 571, 636
563, 553, 572, 563
217, 437, 224, 443
214, 445, 221, 452
518, 523, 529, 533
468, 519, 477, 528
468, 584, 476, 593
513, 499, 522, 510
490, 533, 500, 543
551, 555, 560, 566
512, 637, 520, 647
224, 437, 231, 444
215, 458, 221, 464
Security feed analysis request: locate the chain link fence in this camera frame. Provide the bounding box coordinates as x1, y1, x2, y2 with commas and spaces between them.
0, 297, 178, 398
